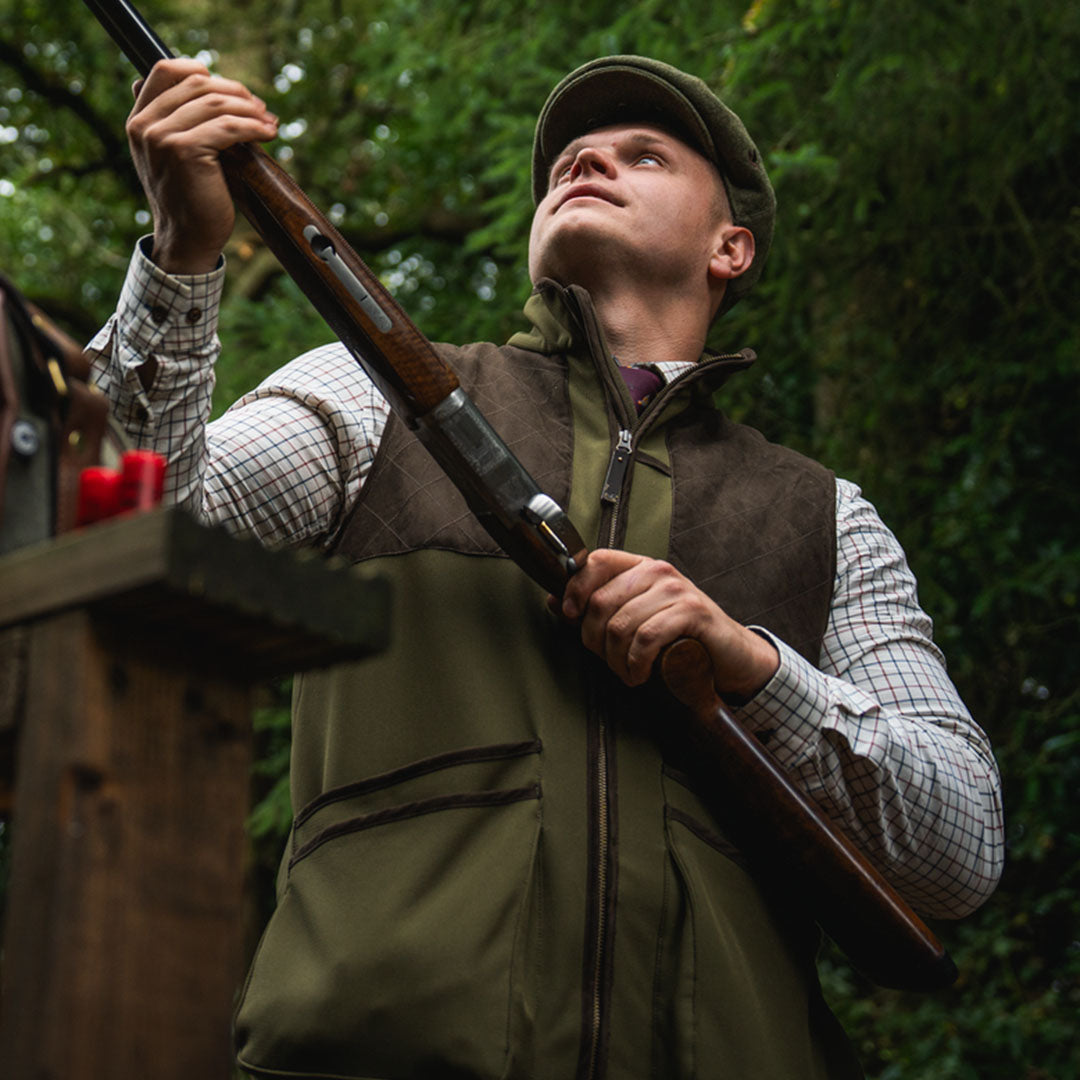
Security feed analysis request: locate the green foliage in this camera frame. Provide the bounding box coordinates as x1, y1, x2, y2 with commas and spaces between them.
3, 0, 1078, 1075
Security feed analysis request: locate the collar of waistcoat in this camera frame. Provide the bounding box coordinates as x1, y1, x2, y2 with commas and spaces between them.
505, 279, 752, 378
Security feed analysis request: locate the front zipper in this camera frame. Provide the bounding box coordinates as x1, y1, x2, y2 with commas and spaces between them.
569, 283, 752, 1077
596, 354, 751, 553
599, 428, 634, 548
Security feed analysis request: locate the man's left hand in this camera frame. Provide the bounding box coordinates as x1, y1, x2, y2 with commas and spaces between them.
557, 549, 779, 698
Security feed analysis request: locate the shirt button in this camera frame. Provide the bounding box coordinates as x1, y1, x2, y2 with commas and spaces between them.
149, 305, 168, 324
185, 307, 202, 324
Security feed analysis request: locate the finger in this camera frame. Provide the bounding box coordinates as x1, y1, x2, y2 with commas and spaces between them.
620, 605, 701, 686
140, 80, 272, 128
131, 58, 212, 111
584, 563, 715, 685
588, 590, 688, 685
131, 92, 278, 164
578, 567, 658, 652
147, 98, 279, 152
577, 556, 683, 638
561, 548, 643, 619
132, 64, 270, 129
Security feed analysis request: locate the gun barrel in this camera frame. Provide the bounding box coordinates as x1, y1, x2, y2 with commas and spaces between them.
84, 0, 172, 76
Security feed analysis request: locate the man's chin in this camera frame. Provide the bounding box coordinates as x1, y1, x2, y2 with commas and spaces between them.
530, 220, 624, 285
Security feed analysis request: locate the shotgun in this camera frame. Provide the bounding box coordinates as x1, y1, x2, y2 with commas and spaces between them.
83, 0, 957, 991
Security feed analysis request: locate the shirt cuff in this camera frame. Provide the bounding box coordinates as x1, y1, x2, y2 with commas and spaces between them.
729, 627, 836, 770
116, 236, 226, 356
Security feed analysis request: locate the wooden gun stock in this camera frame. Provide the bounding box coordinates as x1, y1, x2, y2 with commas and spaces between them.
84, 0, 957, 991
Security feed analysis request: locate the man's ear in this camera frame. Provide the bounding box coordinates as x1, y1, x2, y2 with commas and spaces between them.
708, 225, 755, 282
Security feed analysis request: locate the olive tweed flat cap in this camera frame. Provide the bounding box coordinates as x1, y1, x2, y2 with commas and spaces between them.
532, 55, 776, 314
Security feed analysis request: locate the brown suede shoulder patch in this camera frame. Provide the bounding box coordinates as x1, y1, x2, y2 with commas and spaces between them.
667, 406, 836, 664
335, 342, 572, 562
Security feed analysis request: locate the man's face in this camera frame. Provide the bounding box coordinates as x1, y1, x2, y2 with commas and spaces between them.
528, 123, 730, 289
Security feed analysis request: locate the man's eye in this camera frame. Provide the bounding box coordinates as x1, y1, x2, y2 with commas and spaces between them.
635, 153, 661, 166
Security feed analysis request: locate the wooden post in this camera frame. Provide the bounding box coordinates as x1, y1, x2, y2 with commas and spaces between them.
0, 509, 390, 1079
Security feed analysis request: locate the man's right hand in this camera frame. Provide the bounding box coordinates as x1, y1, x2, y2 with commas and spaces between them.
126, 59, 279, 275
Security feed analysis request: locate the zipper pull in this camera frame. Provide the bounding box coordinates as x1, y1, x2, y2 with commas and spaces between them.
600, 428, 634, 505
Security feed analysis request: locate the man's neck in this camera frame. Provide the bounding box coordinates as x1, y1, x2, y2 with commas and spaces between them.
585, 281, 716, 369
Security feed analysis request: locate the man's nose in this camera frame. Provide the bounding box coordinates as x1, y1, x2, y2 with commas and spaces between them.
570, 146, 613, 179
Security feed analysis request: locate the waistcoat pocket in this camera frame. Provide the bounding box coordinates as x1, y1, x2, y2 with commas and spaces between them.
235, 741, 544, 1079
656, 769, 842, 1080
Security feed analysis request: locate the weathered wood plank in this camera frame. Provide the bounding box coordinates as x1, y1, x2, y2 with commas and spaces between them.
0, 507, 391, 679
1, 609, 253, 1077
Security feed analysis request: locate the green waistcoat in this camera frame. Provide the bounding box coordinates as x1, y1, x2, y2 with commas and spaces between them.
233, 283, 862, 1080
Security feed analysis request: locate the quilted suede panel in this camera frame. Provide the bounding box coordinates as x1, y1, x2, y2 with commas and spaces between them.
667, 404, 835, 663
336, 341, 573, 562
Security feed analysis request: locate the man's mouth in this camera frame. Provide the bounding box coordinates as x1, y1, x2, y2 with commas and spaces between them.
557, 183, 620, 210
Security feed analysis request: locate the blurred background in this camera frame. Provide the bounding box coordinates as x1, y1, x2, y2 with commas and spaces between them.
1, 0, 1077, 1075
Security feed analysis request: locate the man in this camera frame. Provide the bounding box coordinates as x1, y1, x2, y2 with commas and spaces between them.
87, 54, 1003, 1079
